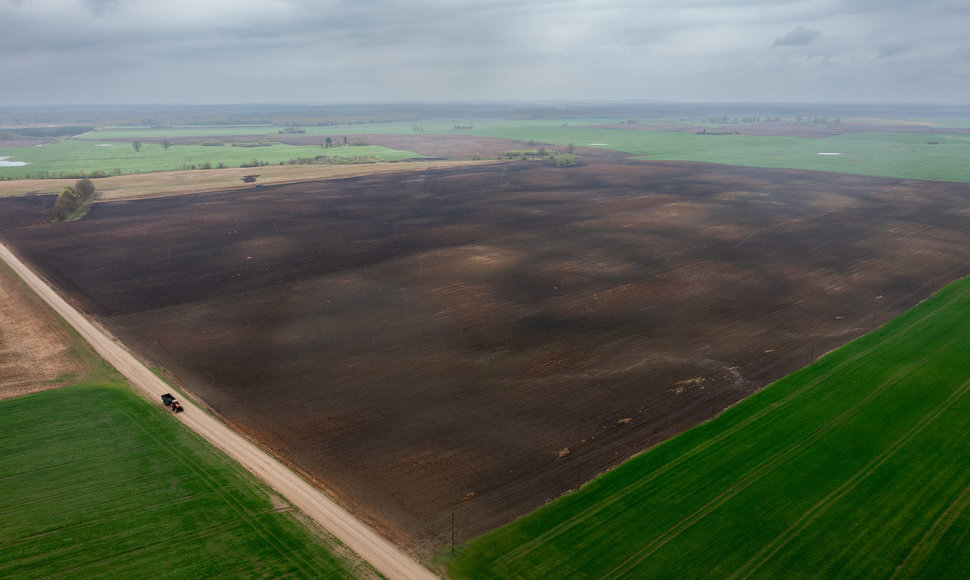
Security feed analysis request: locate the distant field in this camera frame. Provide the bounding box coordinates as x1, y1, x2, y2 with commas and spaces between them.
76, 125, 284, 139
0, 384, 374, 579
457, 125, 970, 182
7, 116, 970, 183
66, 119, 626, 139
312, 119, 970, 182
0, 139, 425, 180
450, 277, 970, 579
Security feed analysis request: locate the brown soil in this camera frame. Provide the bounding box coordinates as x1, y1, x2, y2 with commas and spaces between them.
0, 253, 87, 400
3, 159, 970, 554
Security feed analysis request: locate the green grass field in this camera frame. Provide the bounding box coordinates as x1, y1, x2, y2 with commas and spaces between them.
309, 118, 970, 182
0, 383, 375, 579
458, 124, 970, 182
7, 117, 970, 183
449, 277, 970, 579
0, 139, 424, 180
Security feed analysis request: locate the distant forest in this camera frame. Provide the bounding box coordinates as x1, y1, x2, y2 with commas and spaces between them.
2, 102, 968, 130
0, 126, 94, 140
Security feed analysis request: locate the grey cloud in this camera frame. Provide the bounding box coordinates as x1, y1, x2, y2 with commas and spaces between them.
771, 26, 820, 47
0, 1, 967, 105
82, 0, 122, 15
877, 42, 910, 59
943, 3, 970, 14
954, 45, 970, 61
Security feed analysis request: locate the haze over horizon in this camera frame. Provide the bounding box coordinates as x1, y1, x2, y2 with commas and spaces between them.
2, 0, 969, 107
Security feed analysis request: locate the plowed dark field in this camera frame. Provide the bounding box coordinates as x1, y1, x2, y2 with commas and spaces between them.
4, 159, 970, 553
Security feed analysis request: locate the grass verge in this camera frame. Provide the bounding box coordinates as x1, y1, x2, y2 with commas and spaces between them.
449, 276, 970, 579
0, 381, 376, 579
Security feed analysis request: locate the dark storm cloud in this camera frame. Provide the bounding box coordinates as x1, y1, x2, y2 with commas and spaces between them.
81, 0, 121, 15
877, 42, 910, 60
771, 26, 820, 47
0, 0, 967, 104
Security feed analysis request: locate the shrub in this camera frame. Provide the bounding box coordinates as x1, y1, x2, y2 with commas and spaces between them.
50, 179, 96, 221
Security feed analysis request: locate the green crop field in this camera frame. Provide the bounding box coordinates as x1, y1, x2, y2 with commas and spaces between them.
450, 277, 970, 579
0, 383, 374, 579
8, 116, 969, 183
0, 139, 424, 180
457, 124, 970, 182
307, 118, 970, 182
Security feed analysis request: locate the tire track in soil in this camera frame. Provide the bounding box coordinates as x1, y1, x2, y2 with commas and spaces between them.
499, 282, 970, 566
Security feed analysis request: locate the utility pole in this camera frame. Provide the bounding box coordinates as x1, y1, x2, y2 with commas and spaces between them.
451, 511, 456, 555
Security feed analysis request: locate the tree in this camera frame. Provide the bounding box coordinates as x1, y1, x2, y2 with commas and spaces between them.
51, 187, 78, 221
75, 178, 95, 200
325, 137, 333, 147
132, 140, 142, 152
566, 143, 576, 154
162, 139, 171, 150
50, 179, 96, 222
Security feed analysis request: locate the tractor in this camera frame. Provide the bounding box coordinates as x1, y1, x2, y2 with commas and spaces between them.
161, 393, 183, 413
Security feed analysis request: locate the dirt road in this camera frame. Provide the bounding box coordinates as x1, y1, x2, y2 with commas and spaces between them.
0, 240, 438, 580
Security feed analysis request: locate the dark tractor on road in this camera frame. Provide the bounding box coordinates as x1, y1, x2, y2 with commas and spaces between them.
161, 393, 183, 413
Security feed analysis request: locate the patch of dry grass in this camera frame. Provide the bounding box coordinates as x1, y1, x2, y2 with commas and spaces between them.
0, 160, 498, 201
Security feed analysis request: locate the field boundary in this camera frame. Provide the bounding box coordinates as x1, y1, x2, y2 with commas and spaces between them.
0, 240, 438, 580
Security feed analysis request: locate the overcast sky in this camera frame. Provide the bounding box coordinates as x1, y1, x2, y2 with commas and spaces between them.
2, 0, 969, 105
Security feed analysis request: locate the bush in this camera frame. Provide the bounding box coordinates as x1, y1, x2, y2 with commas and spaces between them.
50, 178, 96, 221
50, 187, 78, 221
75, 178, 95, 199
